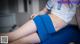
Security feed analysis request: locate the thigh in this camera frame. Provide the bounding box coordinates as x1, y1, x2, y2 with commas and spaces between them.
49, 14, 67, 32
9, 33, 40, 44
8, 20, 37, 42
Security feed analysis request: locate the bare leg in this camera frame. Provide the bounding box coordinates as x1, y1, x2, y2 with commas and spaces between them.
9, 33, 40, 44
7, 20, 37, 42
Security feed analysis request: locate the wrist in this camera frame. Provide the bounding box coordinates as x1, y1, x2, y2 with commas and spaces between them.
38, 11, 47, 15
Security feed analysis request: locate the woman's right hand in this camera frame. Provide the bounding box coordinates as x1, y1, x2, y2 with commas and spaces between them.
30, 8, 48, 19
30, 13, 38, 19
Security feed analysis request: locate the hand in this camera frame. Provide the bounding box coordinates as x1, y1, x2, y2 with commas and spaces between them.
30, 13, 38, 19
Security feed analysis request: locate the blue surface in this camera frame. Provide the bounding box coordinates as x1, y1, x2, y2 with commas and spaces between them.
41, 25, 80, 44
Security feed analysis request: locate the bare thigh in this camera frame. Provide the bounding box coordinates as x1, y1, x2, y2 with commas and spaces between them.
49, 14, 67, 32
9, 33, 40, 44
7, 20, 37, 42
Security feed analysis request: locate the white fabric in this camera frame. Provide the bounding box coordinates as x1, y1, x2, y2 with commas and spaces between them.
46, 0, 79, 23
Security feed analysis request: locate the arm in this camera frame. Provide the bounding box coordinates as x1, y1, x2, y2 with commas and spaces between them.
31, 8, 49, 19
31, 0, 54, 18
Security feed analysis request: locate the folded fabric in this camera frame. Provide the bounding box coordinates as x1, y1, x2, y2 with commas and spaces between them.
33, 14, 55, 43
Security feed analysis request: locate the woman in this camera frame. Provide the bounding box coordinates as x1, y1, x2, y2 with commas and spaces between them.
0, 0, 79, 44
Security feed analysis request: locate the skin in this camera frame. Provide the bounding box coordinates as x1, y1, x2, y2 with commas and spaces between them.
8, 8, 65, 44
9, 33, 40, 44
1, 0, 76, 44
8, 8, 48, 44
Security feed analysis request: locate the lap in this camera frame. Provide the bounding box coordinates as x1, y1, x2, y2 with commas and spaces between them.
33, 15, 80, 44
9, 15, 80, 44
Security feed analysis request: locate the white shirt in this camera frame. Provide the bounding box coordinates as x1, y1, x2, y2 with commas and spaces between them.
46, 0, 79, 23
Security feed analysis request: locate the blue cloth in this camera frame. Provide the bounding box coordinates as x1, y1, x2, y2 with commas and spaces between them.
41, 25, 80, 44
33, 14, 55, 42
33, 14, 80, 44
